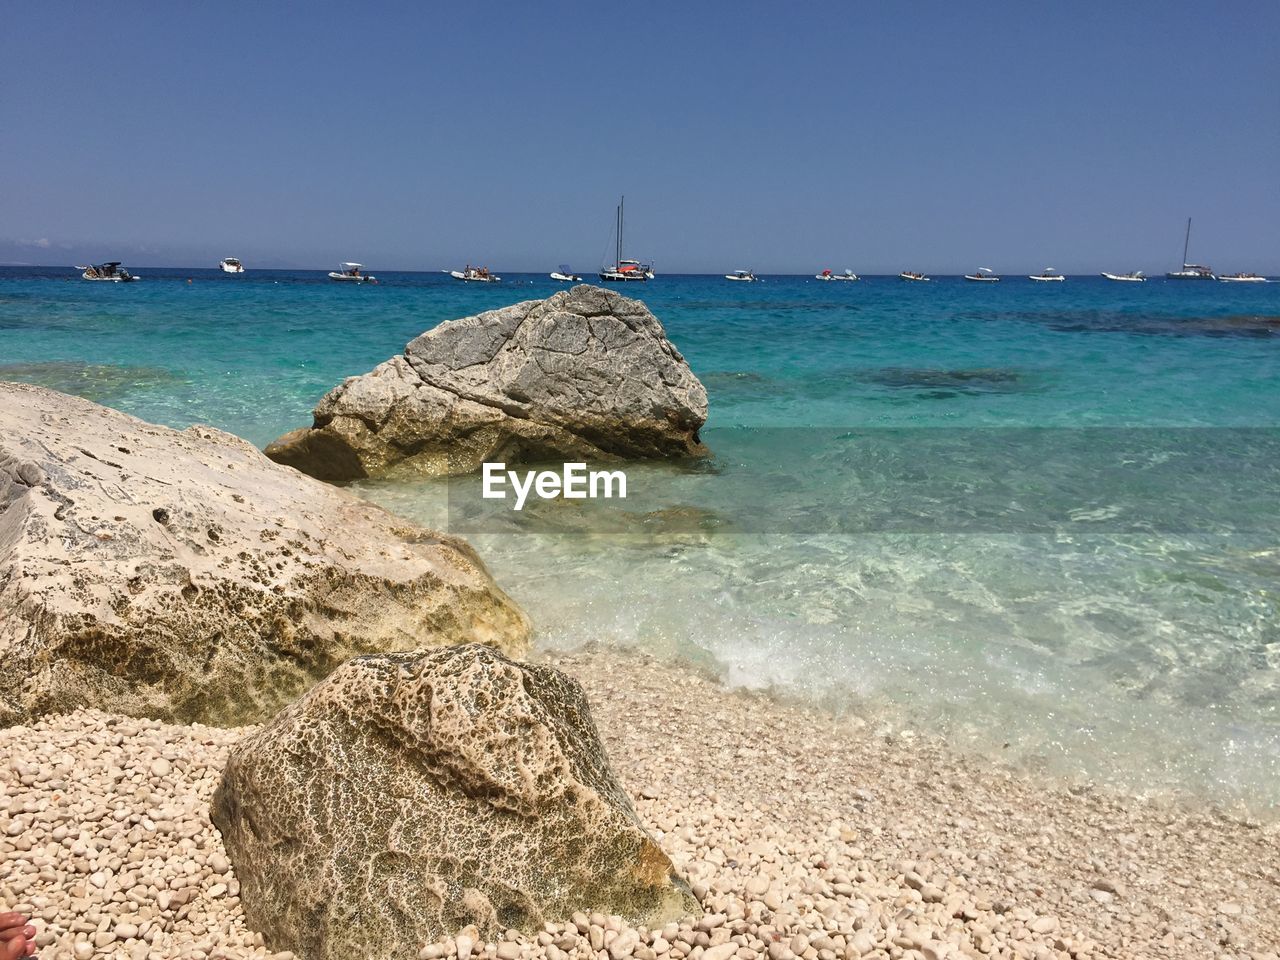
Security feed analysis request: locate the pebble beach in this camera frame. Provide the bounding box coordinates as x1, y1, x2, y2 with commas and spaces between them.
4, 647, 1276, 960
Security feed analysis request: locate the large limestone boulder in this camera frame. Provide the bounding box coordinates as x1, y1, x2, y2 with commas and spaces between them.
211, 645, 697, 960
265, 285, 708, 481
0, 383, 529, 727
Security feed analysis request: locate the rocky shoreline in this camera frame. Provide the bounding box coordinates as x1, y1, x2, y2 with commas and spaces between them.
4, 647, 1277, 960
4, 288, 1277, 960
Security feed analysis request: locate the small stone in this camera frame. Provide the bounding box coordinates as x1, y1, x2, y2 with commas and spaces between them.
150, 758, 172, 778
609, 930, 639, 960
703, 944, 740, 960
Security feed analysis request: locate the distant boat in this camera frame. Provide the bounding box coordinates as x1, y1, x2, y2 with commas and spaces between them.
599, 196, 653, 282
899, 271, 931, 282
725, 269, 758, 282
1166, 218, 1215, 279
78, 262, 138, 282
1029, 267, 1064, 282
1102, 271, 1146, 282
450, 266, 500, 283
219, 257, 245, 274
964, 267, 1000, 282
329, 262, 375, 283
816, 268, 858, 281
1218, 273, 1269, 283
550, 265, 582, 282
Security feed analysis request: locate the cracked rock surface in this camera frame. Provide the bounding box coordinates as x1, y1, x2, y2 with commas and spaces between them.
0, 382, 529, 728
264, 285, 708, 480
211, 645, 698, 960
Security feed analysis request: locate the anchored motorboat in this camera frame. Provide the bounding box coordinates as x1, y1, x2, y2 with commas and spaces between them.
599, 197, 653, 281
78, 262, 138, 282
219, 257, 245, 274
450, 266, 500, 282
899, 271, 931, 282
329, 262, 376, 283
1102, 271, 1146, 282
1218, 273, 1269, 283
964, 267, 1000, 282
550, 265, 582, 282
725, 269, 758, 282
1166, 219, 1215, 279
1029, 268, 1064, 282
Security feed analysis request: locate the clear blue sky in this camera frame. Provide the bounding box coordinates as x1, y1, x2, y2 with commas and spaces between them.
3, 0, 1277, 274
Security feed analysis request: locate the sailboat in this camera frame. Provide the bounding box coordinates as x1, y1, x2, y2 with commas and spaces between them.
1166, 218, 1216, 279
599, 196, 653, 282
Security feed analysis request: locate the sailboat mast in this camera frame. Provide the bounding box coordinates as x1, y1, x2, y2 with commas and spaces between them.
617, 196, 624, 268
1183, 217, 1192, 267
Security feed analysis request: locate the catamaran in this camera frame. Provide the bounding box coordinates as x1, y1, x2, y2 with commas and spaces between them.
1218, 273, 1269, 283
219, 257, 245, 274
964, 267, 1000, 282
329, 262, 376, 283
1102, 271, 1146, 282
1166, 218, 1215, 279
1029, 268, 1064, 282
450, 266, 500, 282
79, 262, 139, 282
599, 197, 653, 281
550, 265, 582, 282
725, 269, 758, 282
899, 271, 931, 282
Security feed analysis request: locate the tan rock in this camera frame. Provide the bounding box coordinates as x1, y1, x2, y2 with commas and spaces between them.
265, 285, 708, 481
0, 382, 528, 727
210, 645, 698, 960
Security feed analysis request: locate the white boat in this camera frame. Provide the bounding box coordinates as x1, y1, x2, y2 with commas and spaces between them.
550, 264, 582, 282
1102, 271, 1146, 282
1166, 218, 1215, 279
899, 271, 931, 282
219, 257, 245, 274
1218, 273, 1269, 283
328, 262, 375, 283
599, 197, 653, 281
816, 268, 858, 281
78, 262, 139, 282
450, 266, 500, 282
725, 269, 758, 282
964, 267, 1000, 282
1029, 268, 1064, 282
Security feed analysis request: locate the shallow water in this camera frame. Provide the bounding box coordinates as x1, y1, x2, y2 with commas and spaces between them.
3, 266, 1278, 813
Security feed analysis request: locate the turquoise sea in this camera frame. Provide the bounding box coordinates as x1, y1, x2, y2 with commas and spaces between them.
3, 266, 1279, 813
